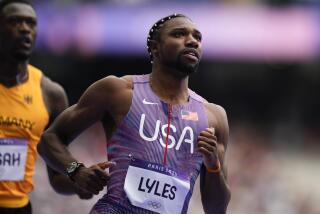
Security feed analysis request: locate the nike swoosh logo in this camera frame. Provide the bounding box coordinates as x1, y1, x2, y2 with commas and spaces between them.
142, 98, 158, 105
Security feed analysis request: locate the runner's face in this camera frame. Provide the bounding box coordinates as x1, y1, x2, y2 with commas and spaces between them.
157, 17, 202, 76
0, 3, 37, 61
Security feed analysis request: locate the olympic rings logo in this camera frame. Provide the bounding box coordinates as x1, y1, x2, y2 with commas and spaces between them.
147, 200, 162, 209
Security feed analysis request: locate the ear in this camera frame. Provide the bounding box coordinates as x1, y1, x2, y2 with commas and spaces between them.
149, 39, 159, 59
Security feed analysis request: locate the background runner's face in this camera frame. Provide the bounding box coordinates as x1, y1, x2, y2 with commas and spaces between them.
0, 3, 37, 61
157, 17, 202, 76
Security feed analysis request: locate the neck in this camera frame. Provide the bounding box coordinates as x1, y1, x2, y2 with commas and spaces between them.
150, 64, 189, 105
0, 61, 29, 87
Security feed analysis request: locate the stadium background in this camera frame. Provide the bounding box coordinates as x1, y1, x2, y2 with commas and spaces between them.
26, 0, 320, 213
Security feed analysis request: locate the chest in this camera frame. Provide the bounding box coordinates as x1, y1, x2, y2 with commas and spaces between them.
130, 101, 206, 153
0, 85, 48, 138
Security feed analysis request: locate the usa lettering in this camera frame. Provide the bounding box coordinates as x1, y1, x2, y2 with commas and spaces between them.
139, 114, 194, 153
0, 152, 21, 166
138, 177, 177, 200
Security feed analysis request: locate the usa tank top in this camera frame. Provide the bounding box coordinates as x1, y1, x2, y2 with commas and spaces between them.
91, 74, 208, 214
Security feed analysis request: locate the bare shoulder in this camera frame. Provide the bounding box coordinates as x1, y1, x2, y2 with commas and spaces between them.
121, 75, 133, 88
81, 75, 133, 102
76, 75, 133, 117
203, 102, 229, 146
204, 102, 228, 122
89, 75, 133, 93
41, 76, 68, 120
41, 75, 67, 100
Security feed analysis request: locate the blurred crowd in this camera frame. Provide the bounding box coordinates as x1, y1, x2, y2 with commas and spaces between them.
227, 123, 320, 214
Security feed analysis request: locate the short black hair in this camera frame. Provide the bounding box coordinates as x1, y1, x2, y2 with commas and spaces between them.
0, 0, 33, 15
147, 13, 188, 63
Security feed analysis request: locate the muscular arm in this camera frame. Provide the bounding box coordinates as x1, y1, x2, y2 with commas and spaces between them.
38, 77, 131, 194
39, 76, 124, 172
199, 103, 231, 214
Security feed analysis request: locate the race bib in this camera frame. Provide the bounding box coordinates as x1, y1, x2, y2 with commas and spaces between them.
124, 158, 190, 214
0, 138, 28, 181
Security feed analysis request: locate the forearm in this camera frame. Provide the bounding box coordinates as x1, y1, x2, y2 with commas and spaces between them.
49, 173, 78, 195
47, 166, 93, 199
38, 131, 78, 174
200, 166, 231, 214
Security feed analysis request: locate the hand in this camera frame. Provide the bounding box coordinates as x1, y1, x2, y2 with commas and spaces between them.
197, 128, 222, 171
74, 184, 93, 199
72, 161, 116, 195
